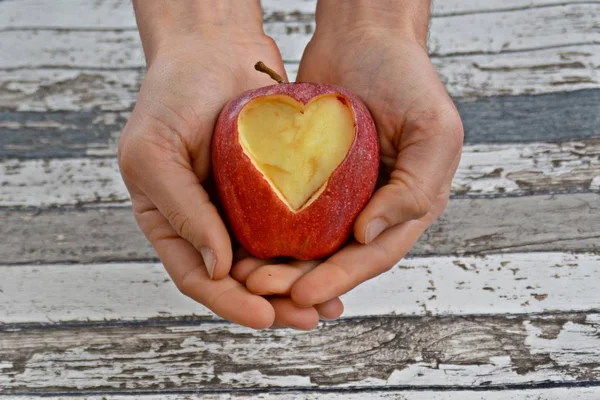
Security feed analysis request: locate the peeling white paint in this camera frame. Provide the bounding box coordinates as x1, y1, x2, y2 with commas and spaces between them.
591, 175, 600, 191
219, 370, 314, 387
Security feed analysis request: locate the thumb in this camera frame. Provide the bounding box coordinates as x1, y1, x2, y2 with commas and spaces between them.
354, 116, 463, 245
119, 128, 232, 281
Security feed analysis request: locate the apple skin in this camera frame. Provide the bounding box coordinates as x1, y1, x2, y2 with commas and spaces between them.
212, 82, 379, 260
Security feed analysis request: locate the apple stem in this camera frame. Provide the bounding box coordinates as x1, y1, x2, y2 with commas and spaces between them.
255, 61, 284, 83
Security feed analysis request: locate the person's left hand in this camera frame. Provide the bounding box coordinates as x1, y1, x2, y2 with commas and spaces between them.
231, 26, 463, 316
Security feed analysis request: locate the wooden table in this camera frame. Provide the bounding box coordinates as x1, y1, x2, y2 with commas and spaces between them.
1, 0, 599, 398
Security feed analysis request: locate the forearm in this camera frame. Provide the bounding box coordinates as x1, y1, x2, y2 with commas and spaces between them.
314, 0, 430, 47
133, 0, 265, 63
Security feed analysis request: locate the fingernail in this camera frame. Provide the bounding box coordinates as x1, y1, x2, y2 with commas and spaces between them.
365, 218, 388, 244
200, 247, 216, 279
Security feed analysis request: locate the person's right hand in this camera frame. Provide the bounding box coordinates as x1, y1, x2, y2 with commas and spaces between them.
119, 1, 343, 329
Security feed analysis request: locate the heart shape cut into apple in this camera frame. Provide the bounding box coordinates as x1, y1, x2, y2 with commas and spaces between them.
212, 80, 379, 260
237, 94, 356, 211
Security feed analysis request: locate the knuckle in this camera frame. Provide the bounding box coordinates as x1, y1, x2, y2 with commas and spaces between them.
371, 240, 395, 273
117, 134, 138, 180
166, 208, 195, 244
176, 268, 196, 297
410, 101, 464, 153
445, 110, 465, 152
389, 171, 433, 220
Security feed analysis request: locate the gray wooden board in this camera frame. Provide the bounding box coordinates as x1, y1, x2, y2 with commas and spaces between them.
1, 313, 600, 393
1, 193, 598, 265
0, 111, 127, 159
1, 90, 600, 159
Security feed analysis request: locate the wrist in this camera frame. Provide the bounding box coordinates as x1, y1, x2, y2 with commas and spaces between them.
314, 0, 430, 48
133, 0, 265, 64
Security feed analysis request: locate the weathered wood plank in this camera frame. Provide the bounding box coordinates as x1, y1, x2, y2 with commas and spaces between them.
0, 193, 597, 265
13, 389, 600, 400
1, 314, 600, 392
452, 139, 600, 196
440, 45, 600, 98
1, 253, 599, 324
428, 3, 600, 56
2, 45, 598, 112
2, 139, 598, 207
0, 206, 152, 265
457, 89, 600, 142
0, 111, 127, 158
420, 193, 600, 255
0, 69, 143, 112
1, 4, 598, 69
2, 89, 599, 160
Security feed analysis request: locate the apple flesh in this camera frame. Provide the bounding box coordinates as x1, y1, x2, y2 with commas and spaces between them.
212, 82, 379, 260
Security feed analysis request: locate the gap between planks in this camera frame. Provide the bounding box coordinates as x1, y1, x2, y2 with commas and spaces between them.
0, 252, 599, 324
8, 387, 600, 400
1, 139, 598, 207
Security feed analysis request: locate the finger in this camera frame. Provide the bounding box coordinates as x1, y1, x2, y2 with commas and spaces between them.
246, 260, 320, 295
354, 107, 464, 244
230, 251, 275, 284
133, 198, 274, 329
292, 219, 428, 307
315, 298, 344, 321
269, 297, 320, 331
120, 118, 232, 280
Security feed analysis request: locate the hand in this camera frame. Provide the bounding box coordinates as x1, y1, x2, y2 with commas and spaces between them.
234, 2, 464, 312
119, 1, 343, 329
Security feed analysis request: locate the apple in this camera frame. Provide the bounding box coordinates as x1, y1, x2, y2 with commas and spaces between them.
211, 62, 379, 260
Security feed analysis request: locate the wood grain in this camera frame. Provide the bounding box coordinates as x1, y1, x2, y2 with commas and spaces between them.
1, 252, 599, 324
2, 314, 600, 393
13, 388, 600, 400
1, 193, 597, 265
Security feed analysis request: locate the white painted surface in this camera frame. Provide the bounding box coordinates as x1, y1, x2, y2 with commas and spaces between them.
1, 252, 598, 323
14, 388, 600, 400
2, 140, 598, 207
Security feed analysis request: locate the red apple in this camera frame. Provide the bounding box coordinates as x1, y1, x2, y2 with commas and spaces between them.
212, 67, 379, 260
